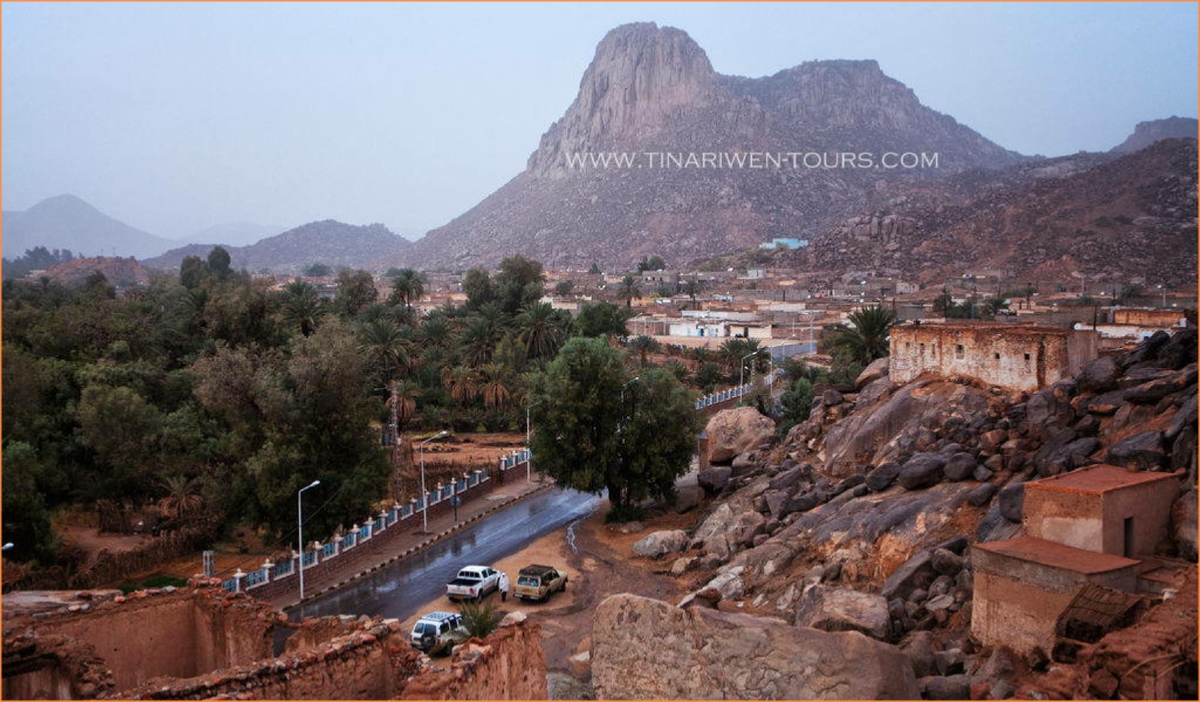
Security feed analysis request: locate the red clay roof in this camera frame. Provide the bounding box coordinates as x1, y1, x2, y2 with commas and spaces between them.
1029, 464, 1179, 495
976, 536, 1140, 574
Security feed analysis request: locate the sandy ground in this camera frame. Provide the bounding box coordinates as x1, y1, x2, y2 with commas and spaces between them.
400, 502, 702, 672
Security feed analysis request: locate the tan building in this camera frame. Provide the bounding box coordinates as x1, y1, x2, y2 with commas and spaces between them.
888, 322, 1097, 392
971, 465, 1184, 658
1111, 308, 1189, 329
1023, 465, 1182, 557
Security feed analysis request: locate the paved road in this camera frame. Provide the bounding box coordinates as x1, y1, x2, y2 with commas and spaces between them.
287, 487, 602, 624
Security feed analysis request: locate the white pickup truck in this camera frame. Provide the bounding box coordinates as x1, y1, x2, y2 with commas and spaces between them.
445, 565, 502, 601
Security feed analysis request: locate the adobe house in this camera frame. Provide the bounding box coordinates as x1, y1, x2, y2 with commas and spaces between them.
888, 322, 1098, 392
1023, 464, 1183, 557
971, 465, 1185, 659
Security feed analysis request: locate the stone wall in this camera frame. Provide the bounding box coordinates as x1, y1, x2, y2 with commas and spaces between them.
1112, 308, 1188, 328
889, 322, 1097, 392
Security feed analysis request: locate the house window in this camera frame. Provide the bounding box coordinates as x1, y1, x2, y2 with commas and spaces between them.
994, 353, 1001, 362
955, 344, 965, 360
1024, 352, 1032, 368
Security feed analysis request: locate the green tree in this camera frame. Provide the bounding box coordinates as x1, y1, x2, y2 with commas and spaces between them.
389, 268, 425, 309
281, 279, 325, 337
636, 255, 666, 272
576, 302, 631, 339
824, 305, 895, 366
207, 246, 233, 278
462, 268, 495, 310
2, 442, 59, 564
553, 279, 575, 295
680, 279, 703, 310
304, 261, 332, 277
628, 335, 660, 366
528, 339, 699, 518
180, 255, 207, 289
778, 378, 815, 435
588, 262, 602, 275
617, 274, 642, 308
494, 255, 545, 315
516, 302, 568, 362
334, 269, 379, 318
694, 362, 723, 393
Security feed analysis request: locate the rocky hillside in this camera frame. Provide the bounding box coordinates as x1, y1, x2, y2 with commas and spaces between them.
1112, 116, 1199, 154
592, 329, 1197, 699
2, 195, 176, 260
790, 137, 1198, 286
385, 22, 1021, 272
42, 256, 153, 288
144, 220, 408, 275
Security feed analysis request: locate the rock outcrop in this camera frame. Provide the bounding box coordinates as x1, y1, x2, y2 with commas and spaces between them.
590, 594, 920, 699
705, 406, 775, 464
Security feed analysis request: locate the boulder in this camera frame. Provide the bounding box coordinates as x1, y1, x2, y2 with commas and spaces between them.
1166, 394, 1198, 441
697, 466, 732, 494
822, 389, 845, 406
998, 482, 1025, 523
732, 511, 767, 548
1078, 355, 1122, 393
882, 549, 933, 601
922, 674, 971, 700
1157, 329, 1197, 370
567, 650, 592, 679
1106, 430, 1166, 471
855, 376, 892, 409
768, 465, 805, 493
943, 452, 978, 482
930, 548, 963, 576
632, 530, 690, 558
793, 584, 891, 641
1124, 366, 1197, 403
706, 407, 775, 464
690, 503, 737, 550
967, 483, 997, 507
591, 594, 921, 700
898, 455, 946, 490
865, 461, 902, 492
673, 482, 703, 513
1086, 388, 1131, 415
854, 356, 890, 390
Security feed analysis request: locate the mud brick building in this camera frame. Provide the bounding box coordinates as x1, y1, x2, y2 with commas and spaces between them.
888, 322, 1098, 392
972, 465, 1185, 663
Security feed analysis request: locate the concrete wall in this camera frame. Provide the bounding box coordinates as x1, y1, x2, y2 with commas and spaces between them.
1112, 308, 1187, 328
889, 323, 1097, 392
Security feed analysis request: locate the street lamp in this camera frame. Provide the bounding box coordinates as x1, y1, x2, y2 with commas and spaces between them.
297, 480, 321, 601
738, 351, 760, 390
1156, 284, 1167, 308
419, 430, 450, 533
2, 543, 13, 552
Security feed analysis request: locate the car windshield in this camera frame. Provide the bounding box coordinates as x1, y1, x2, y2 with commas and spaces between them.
517, 576, 539, 587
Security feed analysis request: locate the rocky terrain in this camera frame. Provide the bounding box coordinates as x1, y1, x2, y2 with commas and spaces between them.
583, 329, 1197, 699
793, 137, 1199, 287
1112, 116, 1199, 154
143, 219, 409, 274
384, 22, 1023, 272
40, 256, 154, 288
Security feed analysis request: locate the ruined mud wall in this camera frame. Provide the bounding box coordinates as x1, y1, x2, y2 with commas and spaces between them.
1024, 487, 1104, 552
397, 618, 547, 700
119, 619, 415, 700
26, 588, 274, 692
1112, 308, 1187, 328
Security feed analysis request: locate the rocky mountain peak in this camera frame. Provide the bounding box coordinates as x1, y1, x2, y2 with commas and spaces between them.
529, 23, 716, 174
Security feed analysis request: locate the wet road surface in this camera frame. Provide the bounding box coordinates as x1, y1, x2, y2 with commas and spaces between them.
287, 487, 602, 623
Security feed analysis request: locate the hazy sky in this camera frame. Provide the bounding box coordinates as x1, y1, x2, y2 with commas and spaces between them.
3, 2, 1196, 241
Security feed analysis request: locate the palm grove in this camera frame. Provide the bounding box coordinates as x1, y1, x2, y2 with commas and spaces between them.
2, 248, 706, 569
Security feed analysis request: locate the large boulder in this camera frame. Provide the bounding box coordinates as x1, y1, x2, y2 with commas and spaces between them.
792, 584, 891, 641
1172, 489, 1197, 561
697, 466, 732, 494
706, 407, 775, 464
898, 454, 946, 490
591, 594, 920, 699
1078, 355, 1122, 393
855, 356, 890, 390
1106, 430, 1167, 471
632, 530, 690, 558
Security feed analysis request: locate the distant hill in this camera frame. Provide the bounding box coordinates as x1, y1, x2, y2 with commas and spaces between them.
174, 222, 284, 248
2, 194, 176, 260
1111, 116, 1198, 154
143, 220, 410, 274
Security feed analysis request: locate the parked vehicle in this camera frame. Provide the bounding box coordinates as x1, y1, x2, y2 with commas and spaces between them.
513, 564, 568, 602
409, 611, 466, 655
445, 565, 502, 601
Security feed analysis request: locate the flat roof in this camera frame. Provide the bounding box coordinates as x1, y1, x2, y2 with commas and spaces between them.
976, 536, 1140, 574
892, 321, 1079, 337
1029, 464, 1179, 495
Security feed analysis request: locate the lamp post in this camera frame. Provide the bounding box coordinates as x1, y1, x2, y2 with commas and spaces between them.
297, 479, 320, 601
419, 430, 449, 533
1156, 284, 1167, 308
738, 351, 760, 391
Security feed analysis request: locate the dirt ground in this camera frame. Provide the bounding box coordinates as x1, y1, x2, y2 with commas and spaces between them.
400, 502, 702, 672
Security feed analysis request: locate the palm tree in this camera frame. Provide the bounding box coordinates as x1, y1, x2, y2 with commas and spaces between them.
441, 365, 478, 405
478, 363, 512, 409
618, 274, 642, 308
461, 312, 502, 367
281, 279, 325, 336
390, 269, 425, 309
517, 302, 566, 361
158, 475, 203, 520
825, 304, 895, 365
419, 314, 453, 350
359, 317, 414, 384
387, 380, 420, 430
